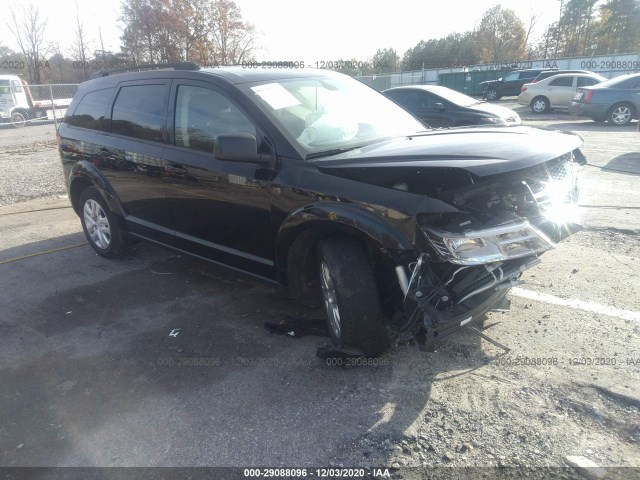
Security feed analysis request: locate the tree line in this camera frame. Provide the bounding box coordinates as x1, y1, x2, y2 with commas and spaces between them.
1, 0, 639, 84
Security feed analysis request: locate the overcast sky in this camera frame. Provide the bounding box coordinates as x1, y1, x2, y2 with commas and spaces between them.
2, 0, 566, 62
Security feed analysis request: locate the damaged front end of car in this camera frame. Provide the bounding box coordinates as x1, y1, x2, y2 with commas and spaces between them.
386, 149, 585, 350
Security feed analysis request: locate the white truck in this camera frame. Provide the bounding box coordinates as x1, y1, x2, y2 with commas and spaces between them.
0, 74, 73, 128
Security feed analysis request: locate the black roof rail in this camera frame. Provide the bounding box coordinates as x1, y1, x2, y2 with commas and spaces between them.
94, 62, 200, 78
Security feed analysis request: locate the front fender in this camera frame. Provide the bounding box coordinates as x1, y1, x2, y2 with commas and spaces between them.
276, 201, 415, 262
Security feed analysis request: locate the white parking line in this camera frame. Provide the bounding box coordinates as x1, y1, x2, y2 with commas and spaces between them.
511, 287, 640, 322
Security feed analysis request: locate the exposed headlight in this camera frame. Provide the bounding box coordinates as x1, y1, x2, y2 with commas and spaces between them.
423, 221, 556, 265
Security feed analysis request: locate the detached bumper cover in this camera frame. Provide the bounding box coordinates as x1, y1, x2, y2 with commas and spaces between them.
417, 287, 511, 349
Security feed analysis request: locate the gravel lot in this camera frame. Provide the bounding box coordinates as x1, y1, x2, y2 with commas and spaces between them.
0, 123, 62, 206
0, 104, 638, 479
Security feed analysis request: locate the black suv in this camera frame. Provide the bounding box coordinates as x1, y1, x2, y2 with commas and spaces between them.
59, 63, 585, 356
480, 68, 553, 100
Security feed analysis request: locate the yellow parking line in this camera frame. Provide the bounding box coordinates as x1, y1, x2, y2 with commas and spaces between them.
0, 242, 87, 265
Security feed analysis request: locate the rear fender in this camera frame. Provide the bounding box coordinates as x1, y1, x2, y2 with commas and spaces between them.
68, 160, 125, 218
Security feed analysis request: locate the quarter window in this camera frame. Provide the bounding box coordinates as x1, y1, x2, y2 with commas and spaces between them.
65, 88, 113, 131
577, 77, 598, 87
549, 77, 574, 87
111, 85, 165, 142
174, 85, 256, 153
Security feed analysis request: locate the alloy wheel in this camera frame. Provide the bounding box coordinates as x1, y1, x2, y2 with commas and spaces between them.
610, 106, 631, 125
83, 199, 111, 249
320, 260, 341, 339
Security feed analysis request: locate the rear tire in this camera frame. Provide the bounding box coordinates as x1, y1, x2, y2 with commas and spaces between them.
607, 103, 634, 126
484, 88, 499, 101
317, 237, 389, 356
79, 187, 128, 258
530, 97, 550, 114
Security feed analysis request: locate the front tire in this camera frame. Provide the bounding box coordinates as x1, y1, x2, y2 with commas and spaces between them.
484, 88, 498, 101
79, 187, 127, 258
11, 111, 27, 128
531, 96, 550, 114
607, 103, 634, 126
318, 237, 389, 356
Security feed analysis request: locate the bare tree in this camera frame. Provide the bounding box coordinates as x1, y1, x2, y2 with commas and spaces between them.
524, 10, 540, 58
209, 0, 256, 65
73, 0, 91, 81
7, 4, 48, 83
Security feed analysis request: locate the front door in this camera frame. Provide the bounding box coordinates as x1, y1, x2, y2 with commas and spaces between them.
162, 81, 276, 278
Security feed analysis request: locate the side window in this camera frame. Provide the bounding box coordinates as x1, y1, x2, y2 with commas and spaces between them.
111, 84, 165, 142
0, 81, 10, 94
549, 77, 574, 87
519, 72, 537, 80
503, 72, 519, 81
65, 88, 113, 131
11, 80, 23, 93
174, 85, 256, 153
577, 77, 598, 87
402, 92, 430, 109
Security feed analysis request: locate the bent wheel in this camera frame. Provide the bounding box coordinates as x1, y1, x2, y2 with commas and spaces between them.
318, 237, 389, 356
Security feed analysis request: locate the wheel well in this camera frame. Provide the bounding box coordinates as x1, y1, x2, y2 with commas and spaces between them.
69, 177, 93, 214
531, 96, 548, 104
282, 223, 388, 302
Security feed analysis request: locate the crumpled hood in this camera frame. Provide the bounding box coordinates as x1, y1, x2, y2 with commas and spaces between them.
310, 126, 583, 177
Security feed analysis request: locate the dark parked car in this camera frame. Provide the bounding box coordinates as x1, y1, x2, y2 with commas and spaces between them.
383, 85, 521, 128
59, 64, 586, 357
480, 68, 552, 100
570, 73, 640, 125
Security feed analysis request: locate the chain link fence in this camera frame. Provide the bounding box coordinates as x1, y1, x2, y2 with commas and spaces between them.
0, 83, 78, 129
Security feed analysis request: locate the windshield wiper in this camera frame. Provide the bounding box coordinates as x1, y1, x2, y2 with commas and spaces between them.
306, 146, 366, 160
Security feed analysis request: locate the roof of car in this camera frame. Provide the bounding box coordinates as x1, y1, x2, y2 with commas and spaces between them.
81, 66, 343, 90
383, 85, 452, 94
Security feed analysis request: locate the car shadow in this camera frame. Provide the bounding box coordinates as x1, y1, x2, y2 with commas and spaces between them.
0, 238, 507, 468
603, 152, 640, 176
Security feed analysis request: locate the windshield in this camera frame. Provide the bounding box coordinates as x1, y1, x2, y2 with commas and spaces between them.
241, 75, 425, 157
596, 74, 638, 88
427, 87, 480, 107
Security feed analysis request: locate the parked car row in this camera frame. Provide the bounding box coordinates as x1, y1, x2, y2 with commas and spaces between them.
475, 67, 639, 126
518, 72, 606, 113
387, 69, 639, 128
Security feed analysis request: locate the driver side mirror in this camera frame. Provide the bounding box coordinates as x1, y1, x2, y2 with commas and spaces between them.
214, 133, 271, 164
433, 102, 445, 111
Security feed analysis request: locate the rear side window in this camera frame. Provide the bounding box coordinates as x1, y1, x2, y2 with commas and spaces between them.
577, 77, 599, 87
519, 71, 539, 79
549, 77, 574, 87
111, 85, 166, 142
65, 88, 112, 131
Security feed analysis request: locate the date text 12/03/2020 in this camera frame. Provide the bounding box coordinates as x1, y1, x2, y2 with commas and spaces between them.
239, 60, 403, 70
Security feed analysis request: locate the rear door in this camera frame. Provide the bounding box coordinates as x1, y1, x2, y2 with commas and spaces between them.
547, 76, 576, 106
162, 80, 276, 277
96, 80, 174, 243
